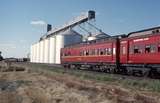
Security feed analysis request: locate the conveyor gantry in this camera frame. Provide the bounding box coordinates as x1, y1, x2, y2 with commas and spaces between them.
40, 10, 95, 40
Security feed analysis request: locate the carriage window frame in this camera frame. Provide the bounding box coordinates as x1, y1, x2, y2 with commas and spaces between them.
89, 49, 95, 55
145, 44, 156, 53
145, 45, 151, 53
121, 46, 126, 55
133, 45, 143, 54
158, 44, 160, 52
80, 51, 83, 56
85, 50, 89, 56
99, 49, 105, 55
106, 48, 112, 55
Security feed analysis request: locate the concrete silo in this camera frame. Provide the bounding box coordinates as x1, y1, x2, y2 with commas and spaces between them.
35, 43, 37, 62
31, 29, 82, 64
30, 45, 33, 62
44, 38, 50, 63
55, 29, 82, 64
33, 44, 36, 62
39, 40, 44, 63
36, 42, 40, 63
49, 36, 56, 63
55, 35, 64, 64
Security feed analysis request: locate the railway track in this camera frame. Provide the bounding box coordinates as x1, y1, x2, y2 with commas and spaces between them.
9, 62, 159, 81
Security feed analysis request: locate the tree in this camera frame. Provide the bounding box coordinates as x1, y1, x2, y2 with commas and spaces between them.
0, 51, 3, 61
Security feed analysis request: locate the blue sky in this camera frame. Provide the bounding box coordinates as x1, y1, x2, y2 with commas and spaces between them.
0, 0, 160, 58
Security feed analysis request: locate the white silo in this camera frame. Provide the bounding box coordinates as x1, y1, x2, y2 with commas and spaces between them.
49, 36, 56, 63
33, 44, 36, 62
30, 45, 33, 62
31, 29, 82, 64
36, 42, 40, 63
44, 38, 50, 63
55, 35, 64, 64
35, 43, 37, 63
55, 29, 82, 64
34, 43, 37, 63
39, 40, 44, 63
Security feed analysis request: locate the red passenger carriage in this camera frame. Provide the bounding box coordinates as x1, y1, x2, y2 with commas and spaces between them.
61, 26, 160, 76
61, 38, 119, 72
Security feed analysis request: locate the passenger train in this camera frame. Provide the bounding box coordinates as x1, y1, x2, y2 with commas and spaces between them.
61, 26, 160, 77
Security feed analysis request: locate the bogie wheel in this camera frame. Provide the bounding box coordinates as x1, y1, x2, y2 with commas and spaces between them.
126, 69, 133, 76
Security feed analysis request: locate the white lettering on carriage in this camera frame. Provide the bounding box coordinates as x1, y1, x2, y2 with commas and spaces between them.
133, 38, 149, 42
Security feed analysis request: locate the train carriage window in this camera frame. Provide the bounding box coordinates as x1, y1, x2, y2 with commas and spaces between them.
89, 50, 92, 55
64, 51, 71, 56
123, 47, 126, 54
156, 29, 159, 33
107, 48, 112, 55
145, 45, 151, 53
68, 51, 71, 56
89, 49, 95, 55
100, 49, 105, 55
145, 44, 156, 53
121, 46, 126, 55
83, 51, 86, 56
80, 51, 83, 56
86, 50, 89, 56
158, 44, 160, 52
100, 50, 103, 55
151, 45, 156, 53
105, 48, 108, 55
134, 46, 142, 54
113, 48, 116, 55
95, 49, 98, 55
97, 49, 100, 55
62, 52, 65, 56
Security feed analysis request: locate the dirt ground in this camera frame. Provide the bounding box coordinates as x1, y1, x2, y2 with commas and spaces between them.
0, 71, 160, 103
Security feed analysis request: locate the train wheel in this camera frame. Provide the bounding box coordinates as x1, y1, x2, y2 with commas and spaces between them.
99, 66, 105, 72
142, 70, 149, 77
110, 67, 115, 74
126, 69, 133, 76
75, 65, 81, 70
149, 69, 157, 78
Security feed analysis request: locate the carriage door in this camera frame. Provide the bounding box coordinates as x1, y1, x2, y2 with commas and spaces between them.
120, 40, 128, 63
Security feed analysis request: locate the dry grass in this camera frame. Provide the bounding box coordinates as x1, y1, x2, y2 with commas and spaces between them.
0, 62, 160, 103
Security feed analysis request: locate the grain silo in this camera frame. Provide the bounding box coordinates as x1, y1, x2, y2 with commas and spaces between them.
30, 45, 33, 62
34, 44, 37, 62
44, 38, 50, 63
39, 40, 44, 63
49, 36, 56, 63
32, 44, 36, 62
36, 42, 40, 63
31, 29, 82, 64
55, 29, 82, 64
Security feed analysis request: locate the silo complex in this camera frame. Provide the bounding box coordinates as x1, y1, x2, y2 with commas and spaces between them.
30, 29, 82, 64
30, 10, 97, 64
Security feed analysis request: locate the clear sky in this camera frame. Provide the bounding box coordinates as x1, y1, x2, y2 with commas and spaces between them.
0, 0, 160, 58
